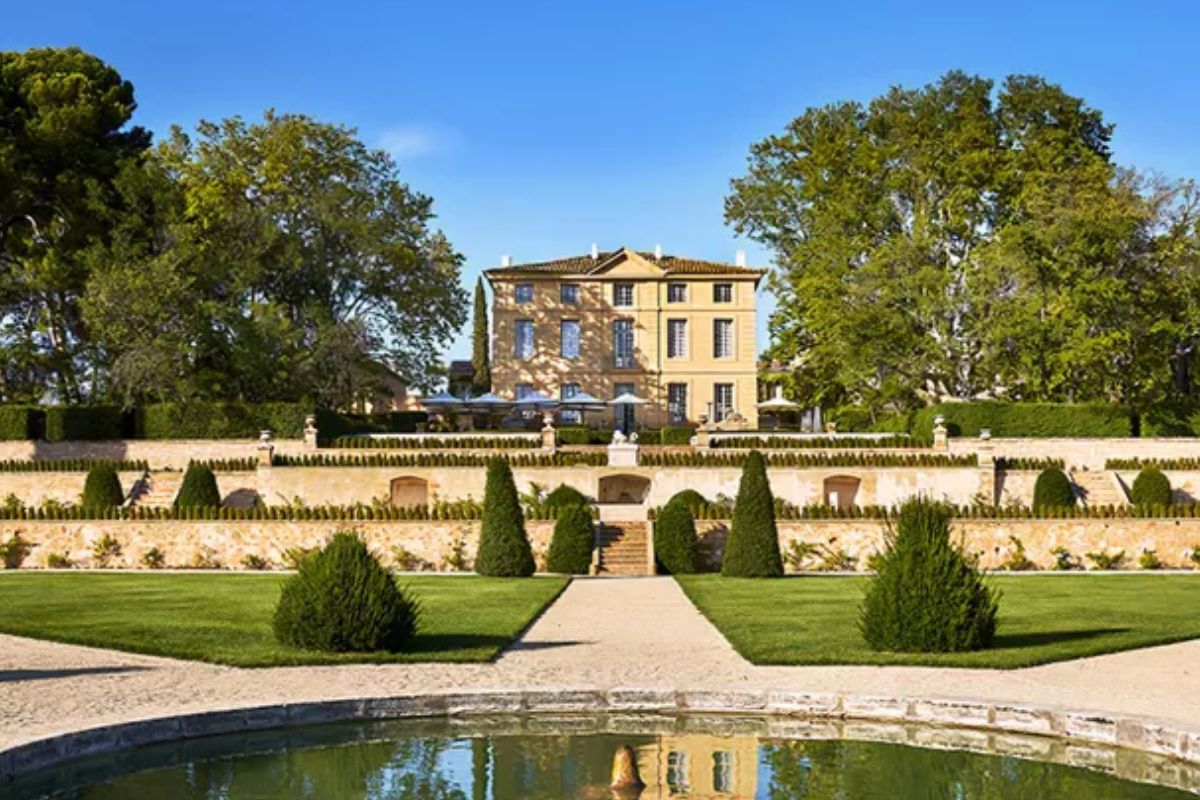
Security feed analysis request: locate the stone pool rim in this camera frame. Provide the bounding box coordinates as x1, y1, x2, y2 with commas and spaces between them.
2, 687, 1198, 785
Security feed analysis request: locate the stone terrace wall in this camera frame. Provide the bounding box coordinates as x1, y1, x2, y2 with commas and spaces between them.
693, 518, 1200, 571
0, 471, 259, 507
0, 439, 310, 469
951, 437, 1200, 470
3, 519, 556, 572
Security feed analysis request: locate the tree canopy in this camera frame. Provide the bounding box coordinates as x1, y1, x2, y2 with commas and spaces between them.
1, 47, 467, 408
727, 71, 1200, 421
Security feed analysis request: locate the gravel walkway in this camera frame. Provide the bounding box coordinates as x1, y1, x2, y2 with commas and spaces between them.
2, 576, 1198, 752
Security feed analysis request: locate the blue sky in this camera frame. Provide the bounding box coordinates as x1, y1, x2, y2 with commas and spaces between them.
6, 1, 1199, 360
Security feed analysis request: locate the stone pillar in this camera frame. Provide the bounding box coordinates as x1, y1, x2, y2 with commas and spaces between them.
541, 411, 557, 453
693, 412, 713, 449
303, 415, 319, 449
932, 416, 949, 452
257, 429, 275, 468
606, 430, 638, 467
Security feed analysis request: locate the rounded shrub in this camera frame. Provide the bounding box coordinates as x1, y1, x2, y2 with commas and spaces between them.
543, 484, 590, 509
475, 457, 535, 576
175, 463, 222, 507
665, 489, 708, 512
1033, 467, 1074, 509
1131, 467, 1171, 506
81, 464, 124, 509
273, 532, 418, 652
721, 450, 783, 577
545, 504, 594, 574
859, 497, 998, 653
654, 501, 698, 574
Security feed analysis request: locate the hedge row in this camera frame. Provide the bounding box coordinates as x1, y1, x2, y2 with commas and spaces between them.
910, 402, 1132, 439
651, 501, 1200, 521
272, 452, 608, 469
331, 435, 538, 450
314, 410, 428, 441
0, 403, 310, 441
0, 501, 590, 522
712, 435, 926, 450
1107, 458, 1200, 471
638, 451, 978, 468
0, 458, 149, 473
555, 426, 695, 446
994, 457, 1067, 471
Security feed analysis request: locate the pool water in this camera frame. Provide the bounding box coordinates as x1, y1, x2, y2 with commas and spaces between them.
9, 716, 1198, 799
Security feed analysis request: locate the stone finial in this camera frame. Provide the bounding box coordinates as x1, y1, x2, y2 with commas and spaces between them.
256, 430, 275, 468
932, 416, 949, 452
541, 412, 557, 453
610, 745, 645, 792
303, 415, 318, 449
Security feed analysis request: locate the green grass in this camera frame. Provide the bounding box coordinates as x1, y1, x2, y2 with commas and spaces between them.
0, 573, 569, 667
676, 574, 1200, 668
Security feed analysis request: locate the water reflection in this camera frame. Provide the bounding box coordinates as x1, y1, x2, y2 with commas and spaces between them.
19, 722, 1197, 799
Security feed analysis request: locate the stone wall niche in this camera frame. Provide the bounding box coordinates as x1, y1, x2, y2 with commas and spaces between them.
823, 475, 861, 509
389, 476, 430, 508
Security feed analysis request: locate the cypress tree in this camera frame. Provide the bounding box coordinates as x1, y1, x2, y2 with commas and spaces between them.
175, 462, 222, 507
471, 276, 491, 394
475, 457, 535, 576
545, 504, 594, 574
82, 464, 124, 509
859, 497, 999, 653
654, 501, 699, 574
721, 450, 783, 577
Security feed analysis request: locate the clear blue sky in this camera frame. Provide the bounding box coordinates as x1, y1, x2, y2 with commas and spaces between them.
6, 1, 1198, 360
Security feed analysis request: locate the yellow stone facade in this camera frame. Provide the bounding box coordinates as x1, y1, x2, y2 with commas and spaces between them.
485, 247, 763, 429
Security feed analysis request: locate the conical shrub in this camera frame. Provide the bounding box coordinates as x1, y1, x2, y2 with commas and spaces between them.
721, 450, 782, 577
665, 489, 708, 513
82, 464, 124, 509
273, 531, 419, 652
545, 504, 594, 574
475, 457, 535, 576
1033, 467, 1074, 509
654, 500, 699, 574
175, 463, 221, 507
859, 497, 998, 653
543, 484, 590, 509
1131, 467, 1171, 506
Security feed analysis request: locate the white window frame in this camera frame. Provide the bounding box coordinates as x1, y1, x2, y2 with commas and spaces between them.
613, 318, 635, 368
560, 319, 581, 360
613, 282, 634, 307
514, 319, 535, 361
515, 283, 534, 303
713, 318, 734, 359
667, 319, 687, 359
714, 383, 734, 422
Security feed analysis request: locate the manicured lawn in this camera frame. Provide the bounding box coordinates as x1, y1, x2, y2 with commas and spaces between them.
676, 574, 1200, 668
0, 573, 569, 667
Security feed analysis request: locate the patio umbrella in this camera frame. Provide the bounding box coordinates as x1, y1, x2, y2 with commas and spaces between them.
756, 386, 800, 430
512, 391, 560, 410
418, 390, 464, 409
464, 393, 513, 430
608, 392, 648, 435
558, 390, 606, 427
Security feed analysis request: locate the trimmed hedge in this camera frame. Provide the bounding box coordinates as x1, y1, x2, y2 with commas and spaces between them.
1109, 457, 1200, 470
45, 405, 127, 441
1033, 467, 1075, 509
654, 501, 699, 574
81, 465, 124, 509
721, 451, 783, 577
659, 427, 695, 445
332, 435, 537, 450
274, 452, 607, 468
175, 463, 221, 507
639, 451, 976, 468
315, 409, 428, 442
0, 406, 43, 440
859, 498, 998, 653
136, 402, 307, 439
1131, 467, 1172, 506
545, 504, 595, 574
475, 457, 535, 576
543, 484, 590, 508
713, 435, 921, 450
0, 459, 148, 473
911, 402, 1131, 439
273, 531, 419, 653
0, 499, 592, 521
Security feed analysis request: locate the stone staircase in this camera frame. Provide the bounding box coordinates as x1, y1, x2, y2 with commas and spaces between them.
1071, 470, 1128, 507
593, 522, 651, 576
127, 470, 186, 508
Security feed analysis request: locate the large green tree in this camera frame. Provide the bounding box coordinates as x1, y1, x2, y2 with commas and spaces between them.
83, 110, 467, 405
0, 47, 149, 402
726, 71, 1199, 418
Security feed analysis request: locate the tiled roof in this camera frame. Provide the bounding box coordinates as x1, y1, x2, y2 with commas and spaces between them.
484, 247, 764, 277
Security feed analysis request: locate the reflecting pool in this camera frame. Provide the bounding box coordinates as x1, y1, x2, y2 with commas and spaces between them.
9, 714, 1199, 799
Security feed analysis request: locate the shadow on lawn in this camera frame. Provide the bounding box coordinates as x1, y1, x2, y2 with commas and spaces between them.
410, 634, 582, 654
0, 666, 151, 684
993, 627, 1131, 650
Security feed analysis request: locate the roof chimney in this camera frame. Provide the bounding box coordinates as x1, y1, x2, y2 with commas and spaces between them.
654, 243, 662, 260
590, 242, 599, 261
735, 249, 746, 267
500, 254, 512, 268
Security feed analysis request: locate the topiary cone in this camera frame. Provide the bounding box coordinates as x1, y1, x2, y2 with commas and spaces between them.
475, 457, 535, 576
721, 450, 783, 577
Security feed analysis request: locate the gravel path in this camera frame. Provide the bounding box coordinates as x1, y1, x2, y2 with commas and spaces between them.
2, 576, 1198, 751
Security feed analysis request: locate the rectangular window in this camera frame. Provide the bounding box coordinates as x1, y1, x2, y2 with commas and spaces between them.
712, 752, 734, 793
613, 282, 634, 307
560, 283, 580, 304
515, 383, 535, 400
560, 319, 580, 360
667, 319, 687, 359
613, 319, 634, 368
514, 319, 534, 360
714, 383, 734, 422
713, 318, 733, 358
560, 383, 581, 424
667, 283, 687, 303
668, 383, 688, 424
515, 283, 534, 303
666, 751, 691, 794
713, 283, 733, 303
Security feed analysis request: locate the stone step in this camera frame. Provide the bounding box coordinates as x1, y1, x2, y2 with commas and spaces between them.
129, 472, 186, 508
595, 522, 650, 576
1071, 471, 1128, 506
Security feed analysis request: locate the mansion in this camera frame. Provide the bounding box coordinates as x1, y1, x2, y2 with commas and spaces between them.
485, 245, 763, 430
